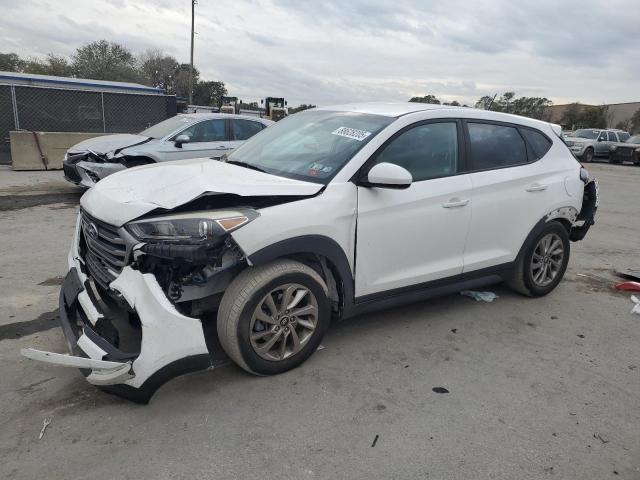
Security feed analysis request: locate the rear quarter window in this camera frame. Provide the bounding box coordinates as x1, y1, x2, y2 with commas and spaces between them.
520, 128, 552, 159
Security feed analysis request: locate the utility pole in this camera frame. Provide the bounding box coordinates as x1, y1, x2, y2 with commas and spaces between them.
188, 0, 196, 105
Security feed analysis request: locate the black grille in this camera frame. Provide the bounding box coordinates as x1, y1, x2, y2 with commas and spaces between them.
63, 163, 82, 183
80, 211, 127, 288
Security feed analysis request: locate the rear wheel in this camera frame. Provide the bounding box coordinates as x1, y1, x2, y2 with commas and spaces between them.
582, 148, 594, 163
217, 259, 330, 375
508, 222, 570, 297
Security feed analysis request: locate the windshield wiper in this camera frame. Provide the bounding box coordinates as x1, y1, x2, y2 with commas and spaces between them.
225, 159, 267, 173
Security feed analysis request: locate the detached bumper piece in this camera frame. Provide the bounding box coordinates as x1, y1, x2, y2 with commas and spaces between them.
570, 179, 598, 242
21, 266, 212, 403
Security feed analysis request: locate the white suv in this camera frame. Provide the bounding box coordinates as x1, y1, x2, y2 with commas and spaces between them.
23, 103, 598, 402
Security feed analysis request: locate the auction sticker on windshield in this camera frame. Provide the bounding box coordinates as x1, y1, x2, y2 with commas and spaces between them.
332, 127, 372, 141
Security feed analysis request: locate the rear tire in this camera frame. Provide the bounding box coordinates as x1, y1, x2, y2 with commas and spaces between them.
217, 259, 330, 375
507, 222, 570, 297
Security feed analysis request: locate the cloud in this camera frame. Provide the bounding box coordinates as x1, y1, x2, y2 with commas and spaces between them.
0, 0, 638, 106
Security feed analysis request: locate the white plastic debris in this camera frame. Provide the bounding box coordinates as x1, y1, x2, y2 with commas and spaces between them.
631, 295, 640, 315
38, 417, 52, 439
460, 290, 498, 302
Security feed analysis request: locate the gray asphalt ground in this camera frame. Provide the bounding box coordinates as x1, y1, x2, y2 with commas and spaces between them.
0, 163, 638, 480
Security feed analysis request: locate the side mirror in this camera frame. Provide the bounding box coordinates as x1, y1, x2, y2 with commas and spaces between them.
364, 162, 413, 189
174, 134, 190, 148
597, 137, 604, 142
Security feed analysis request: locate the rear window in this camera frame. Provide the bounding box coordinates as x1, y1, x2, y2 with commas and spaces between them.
468, 122, 528, 170
521, 128, 552, 159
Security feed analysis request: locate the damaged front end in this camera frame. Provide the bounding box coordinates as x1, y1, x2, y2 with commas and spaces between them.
63, 151, 128, 188
21, 207, 258, 403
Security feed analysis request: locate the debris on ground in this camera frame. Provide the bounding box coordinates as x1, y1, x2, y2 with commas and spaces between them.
594, 432, 610, 444
631, 296, 640, 315
615, 268, 640, 282
371, 434, 379, 447
460, 290, 498, 302
615, 281, 640, 292
38, 418, 52, 439
432, 387, 449, 394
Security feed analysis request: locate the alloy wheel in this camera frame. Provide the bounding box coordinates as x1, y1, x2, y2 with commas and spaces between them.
249, 283, 319, 361
531, 233, 564, 287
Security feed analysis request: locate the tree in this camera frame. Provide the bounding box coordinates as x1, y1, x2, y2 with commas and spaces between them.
615, 119, 632, 132
192, 80, 227, 106
239, 101, 261, 111
139, 49, 179, 91
72, 40, 142, 82
474, 92, 552, 120
475, 95, 496, 110
561, 103, 584, 129
630, 108, 640, 134
580, 105, 608, 129
173, 63, 199, 99
409, 94, 441, 104
0, 52, 24, 72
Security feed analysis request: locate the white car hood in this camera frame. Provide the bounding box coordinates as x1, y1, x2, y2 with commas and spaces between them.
69, 134, 154, 155
80, 158, 323, 226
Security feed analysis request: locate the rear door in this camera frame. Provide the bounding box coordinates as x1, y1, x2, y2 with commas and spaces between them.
462, 121, 555, 272
157, 118, 230, 161
227, 119, 267, 153
355, 120, 472, 297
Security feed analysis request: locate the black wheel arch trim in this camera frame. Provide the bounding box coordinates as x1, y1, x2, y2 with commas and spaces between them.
247, 235, 356, 315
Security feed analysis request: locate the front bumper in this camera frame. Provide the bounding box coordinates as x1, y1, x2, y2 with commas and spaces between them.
63, 157, 126, 188
568, 144, 587, 156
21, 225, 213, 403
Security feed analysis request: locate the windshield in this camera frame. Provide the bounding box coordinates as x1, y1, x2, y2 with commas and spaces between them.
627, 135, 640, 144
225, 110, 394, 184
139, 115, 194, 139
617, 132, 630, 142
574, 129, 600, 140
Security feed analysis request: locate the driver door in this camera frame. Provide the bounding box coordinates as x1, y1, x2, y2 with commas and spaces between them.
355, 121, 472, 298
594, 130, 609, 156
158, 118, 230, 161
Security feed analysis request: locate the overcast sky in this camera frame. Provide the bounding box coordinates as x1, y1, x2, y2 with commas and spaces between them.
1, 0, 638, 107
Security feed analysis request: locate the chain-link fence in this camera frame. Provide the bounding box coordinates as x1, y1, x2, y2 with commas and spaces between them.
0, 84, 177, 165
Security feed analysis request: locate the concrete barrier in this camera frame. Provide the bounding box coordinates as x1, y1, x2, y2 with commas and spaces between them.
9, 131, 116, 171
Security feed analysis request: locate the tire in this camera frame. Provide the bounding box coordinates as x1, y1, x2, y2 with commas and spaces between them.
582, 148, 594, 163
507, 222, 570, 297
217, 259, 330, 375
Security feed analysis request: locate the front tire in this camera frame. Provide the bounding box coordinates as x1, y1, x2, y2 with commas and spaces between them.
582, 148, 594, 163
508, 222, 570, 297
217, 259, 331, 375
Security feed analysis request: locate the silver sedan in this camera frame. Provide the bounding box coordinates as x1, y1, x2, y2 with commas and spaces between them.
62, 113, 273, 188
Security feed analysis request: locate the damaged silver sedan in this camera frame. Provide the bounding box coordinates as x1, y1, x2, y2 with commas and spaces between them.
62, 113, 273, 188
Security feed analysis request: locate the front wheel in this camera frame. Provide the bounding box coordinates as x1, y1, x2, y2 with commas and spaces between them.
507, 222, 570, 297
217, 259, 331, 375
582, 148, 594, 163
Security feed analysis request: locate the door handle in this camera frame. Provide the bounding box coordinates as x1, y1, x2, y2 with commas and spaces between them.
442, 198, 469, 208
526, 183, 548, 192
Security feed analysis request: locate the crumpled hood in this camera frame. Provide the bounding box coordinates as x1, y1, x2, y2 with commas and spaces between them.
80, 157, 323, 226
69, 134, 153, 155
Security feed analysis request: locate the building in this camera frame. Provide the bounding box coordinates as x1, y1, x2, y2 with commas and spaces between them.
0, 71, 177, 165
546, 102, 640, 131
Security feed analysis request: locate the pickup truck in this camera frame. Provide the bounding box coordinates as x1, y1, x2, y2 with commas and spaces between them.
564, 128, 630, 163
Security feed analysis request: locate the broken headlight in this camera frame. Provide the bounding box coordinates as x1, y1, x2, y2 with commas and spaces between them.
126, 210, 258, 244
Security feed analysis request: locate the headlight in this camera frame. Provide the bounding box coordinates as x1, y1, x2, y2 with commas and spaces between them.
126, 210, 258, 243
565, 141, 574, 147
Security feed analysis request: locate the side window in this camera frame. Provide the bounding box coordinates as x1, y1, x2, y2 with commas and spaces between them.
373, 122, 458, 182
232, 120, 265, 141
521, 128, 552, 159
468, 122, 527, 170
175, 119, 226, 143
607, 131, 617, 142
